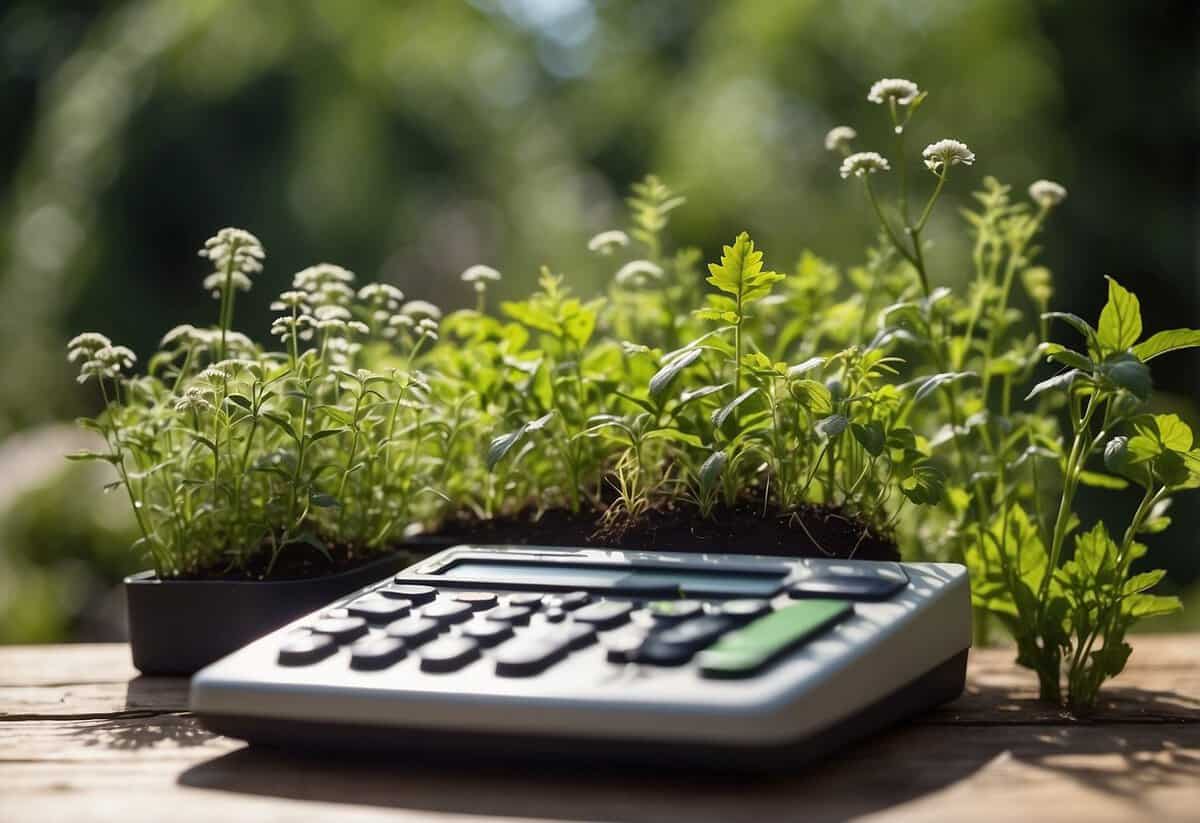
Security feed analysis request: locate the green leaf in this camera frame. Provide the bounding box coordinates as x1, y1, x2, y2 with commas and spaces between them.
225, 393, 253, 410
1154, 414, 1194, 452
789, 379, 832, 416
1025, 369, 1081, 401
705, 231, 783, 308
851, 421, 885, 457
1099, 354, 1152, 400
1076, 469, 1129, 490
649, 348, 703, 402
65, 450, 122, 464
262, 412, 300, 443
309, 493, 340, 508
1097, 276, 1142, 351
1123, 570, 1166, 595
309, 428, 348, 443
187, 432, 218, 454
486, 431, 523, 470
1043, 312, 1099, 349
711, 387, 759, 431
642, 428, 705, 448
1125, 593, 1182, 619
914, 371, 977, 402
815, 414, 848, 439
1039, 343, 1093, 372
900, 458, 944, 505
698, 450, 727, 492
1132, 328, 1200, 361
677, 383, 730, 408
319, 405, 357, 426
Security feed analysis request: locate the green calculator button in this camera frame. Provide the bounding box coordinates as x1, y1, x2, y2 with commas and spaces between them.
698, 600, 852, 679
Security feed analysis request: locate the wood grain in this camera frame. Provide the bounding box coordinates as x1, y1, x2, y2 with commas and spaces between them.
1, 637, 1197, 823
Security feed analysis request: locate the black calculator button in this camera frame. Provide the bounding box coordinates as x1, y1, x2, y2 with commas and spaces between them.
634, 639, 696, 667
385, 616, 440, 647
647, 600, 703, 623
349, 636, 407, 670
573, 601, 634, 630
454, 591, 499, 610
421, 600, 474, 625
383, 584, 437, 604
507, 592, 544, 608
420, 637, 480, 672
543, 591, 590, 611
495, 635, 569, 677
603, 630, 646, 663
720, 599, 773, 623
788, 575, 904, 601
310, 616, 369, 643
462, 621, 514, 648
346, 595, 412, 623
543, 607, 567, 623
486, 605, 533, 625
278, 631, 337, 665
551, 621, 597, 651
652, 615, 735, 652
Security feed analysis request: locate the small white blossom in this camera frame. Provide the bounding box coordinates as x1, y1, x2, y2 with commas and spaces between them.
347, 321, 371, 336
840, 151, 892, 179
1029, 179, 1068, 208
223, 331, 255, 354
67, 332, 112, 363
198, 366, 230, 384
401, 300, 442, 321
868, 78, 920, 106
614, 259, 664, 288
314, 305, 352, 322
587, 230, 630, 255
270, 290, 312, 313
159, 325, 197, 348
357, 283, 405, 308
417, 317, 439, 335
198, 228, 264, 298
96, 345, 137, 371
292, 263, 355, 294
174, 386, 214, 413
460, 265, 502, 283
922, 139, 976, 172
824, 126, 858, 152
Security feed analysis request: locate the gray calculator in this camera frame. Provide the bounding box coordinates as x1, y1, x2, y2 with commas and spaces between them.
190, 545, 971, 770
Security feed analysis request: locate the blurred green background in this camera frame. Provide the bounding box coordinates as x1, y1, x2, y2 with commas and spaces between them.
1, 0, 1195, 642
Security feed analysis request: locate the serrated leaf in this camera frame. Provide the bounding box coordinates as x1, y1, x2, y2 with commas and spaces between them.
1132, 328, 1200, 361
1097, 276, 1142, 351
705, 231, 783, 307
649, 348, 702, 402
851, 421, 885, 457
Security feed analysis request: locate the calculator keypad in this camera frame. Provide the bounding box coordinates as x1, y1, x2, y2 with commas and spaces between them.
278, 568, 899, 678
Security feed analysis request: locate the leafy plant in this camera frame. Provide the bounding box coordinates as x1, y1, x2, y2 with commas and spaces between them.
68, 80, 1197, 712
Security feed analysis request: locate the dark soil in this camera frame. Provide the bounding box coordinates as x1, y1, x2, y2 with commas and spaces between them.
172, 542, 405, 582
432, 501, 901, 562
173, 501, 899, 580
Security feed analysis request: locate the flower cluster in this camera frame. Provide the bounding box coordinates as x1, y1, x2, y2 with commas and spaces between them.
867, 78, 920, 106
198, 228, 264, 298
922, 139, 976, 173
840, 151, 891, 179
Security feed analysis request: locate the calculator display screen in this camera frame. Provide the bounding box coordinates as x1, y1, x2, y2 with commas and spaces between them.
440, 561, 785, 596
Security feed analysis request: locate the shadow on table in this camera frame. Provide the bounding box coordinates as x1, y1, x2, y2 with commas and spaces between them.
175, 683, 1200, 823
70, 677, 214, 751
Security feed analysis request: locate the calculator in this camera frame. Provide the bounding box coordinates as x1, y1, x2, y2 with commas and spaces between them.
190, 545, 971, 770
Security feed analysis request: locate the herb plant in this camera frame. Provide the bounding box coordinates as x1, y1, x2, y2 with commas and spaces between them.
68, 79, 1199, 710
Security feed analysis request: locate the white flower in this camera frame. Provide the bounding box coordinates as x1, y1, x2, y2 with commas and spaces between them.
461, 265, 502, 283
223, 331, 255, 353
159, 325, 197, 348
922, 139, 976, 172
868, 78, 920, 106
587, 230, 630, 255
67, 332, 112, 363
824, 126, 858, 152
270, 290, 312, 313
96, 345, 137, 371
357, 283, 405, 307
292, 263, 355, 293
314, 304, 352, 322
198, 366, 230, 384
614, 260, 664, 288
401, 300, 442, 320
198, 228, 264, 298
840, 151, 892, 179
174, 386, 214, 413
1029, 179, 1068, 208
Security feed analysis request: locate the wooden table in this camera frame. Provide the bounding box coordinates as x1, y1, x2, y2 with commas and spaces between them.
2, 637, 1197, 822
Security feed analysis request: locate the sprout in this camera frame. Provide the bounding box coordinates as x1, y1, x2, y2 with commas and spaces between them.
867, 78, 920, 106
922, 139, 976, 173
587, 230, 630, 255
824, 126, 858, 153
1029, 179, 1068, 208
840, 151, 892, 179
614, 259, 664, 288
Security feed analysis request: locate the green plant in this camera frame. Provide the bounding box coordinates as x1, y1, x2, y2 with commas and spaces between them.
67, 80, 1196, 712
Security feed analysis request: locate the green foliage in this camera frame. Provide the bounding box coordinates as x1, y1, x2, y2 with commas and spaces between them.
66, 82, 1200, 714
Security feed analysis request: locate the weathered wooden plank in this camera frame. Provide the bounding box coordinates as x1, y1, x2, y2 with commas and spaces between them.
0, 637, 1197, 823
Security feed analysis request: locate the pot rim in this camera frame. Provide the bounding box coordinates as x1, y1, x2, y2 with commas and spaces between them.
123, 549, 411, 587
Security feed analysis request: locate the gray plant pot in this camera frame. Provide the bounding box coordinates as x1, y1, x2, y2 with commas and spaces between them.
124, 550, 417, 675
